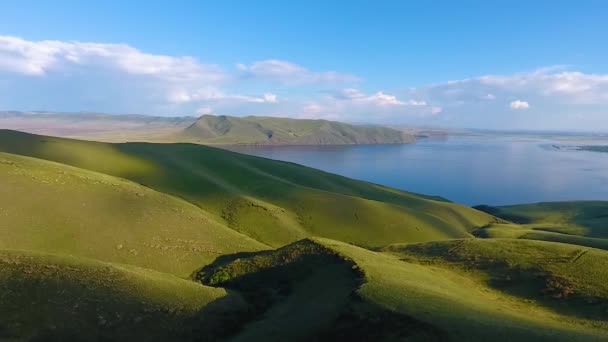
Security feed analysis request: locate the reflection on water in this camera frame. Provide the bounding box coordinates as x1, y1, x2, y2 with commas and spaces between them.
224, 136, 608, 206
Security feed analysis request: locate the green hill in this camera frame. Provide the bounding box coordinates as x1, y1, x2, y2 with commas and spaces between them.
474, 202, 608, 250
3, 128, 607, 340
0, 151, 266, 277
0, 111, 416, 146
197, 238, 608, 341
475, 202, 608, 237
175, 115, 416, 145
0, 249, 246, 341
0, 129, 496, 249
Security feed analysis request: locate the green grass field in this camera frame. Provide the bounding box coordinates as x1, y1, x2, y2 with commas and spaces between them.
0, 152, 266, 277
0, 249, 246, 341
199, 238, 608, 341
1, 128, 608, 340
0, 129, 496, 248
475, 202, 608, 250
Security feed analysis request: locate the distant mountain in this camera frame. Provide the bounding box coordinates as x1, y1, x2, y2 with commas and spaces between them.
176, 115, 416, 145
0, 111, 415, 145
0, 111, 197, 141
0, 111, 196, 124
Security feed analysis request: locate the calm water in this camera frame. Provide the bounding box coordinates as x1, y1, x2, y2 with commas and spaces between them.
225, 135, 608, 206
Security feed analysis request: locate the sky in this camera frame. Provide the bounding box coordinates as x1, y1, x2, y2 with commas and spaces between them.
0, 0, 607, 131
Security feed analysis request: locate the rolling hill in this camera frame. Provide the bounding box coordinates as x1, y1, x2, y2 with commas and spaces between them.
0, 249, 246, 341
2, 128, 608, 340
197, 238, 608, 341
172, 114, 416, 145
474, 202, 608, 250
0, 151, 266, 277
0, 111, 417, 146
0, 129, 496, 249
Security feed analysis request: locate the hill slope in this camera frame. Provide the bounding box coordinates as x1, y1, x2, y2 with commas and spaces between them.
2, 129, 608, 340
0, 249, 245, 341
176, 115, 416, 145
474, 202, 608, 250
197, 238, 608, 341
0, 152, 266, 277
0, 129, 497, 248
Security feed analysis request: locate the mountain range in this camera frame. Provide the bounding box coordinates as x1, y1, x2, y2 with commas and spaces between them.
0, 111, 416, 145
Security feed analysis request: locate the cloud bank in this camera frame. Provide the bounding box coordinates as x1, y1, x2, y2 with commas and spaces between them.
510, 100, 530, 110
1, 35, 606, 131
237, 59, 358, 84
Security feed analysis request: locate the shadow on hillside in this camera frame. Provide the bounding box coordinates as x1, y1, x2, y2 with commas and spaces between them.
178, 289, 251, 342
190, 242, 448, 341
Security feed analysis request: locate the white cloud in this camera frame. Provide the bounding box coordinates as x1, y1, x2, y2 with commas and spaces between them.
196, 106, 214, 115
510, 100, 529, 110
0, 35, 224, 82
238, 59, 358, 84
303, 103, 324, 114
403, 67, 608, 128
168, 88, 278, 104
263, 93, 278, 103
290, 89, 438, 122
168, 90, 193, 104
335, 88, 426, 107
0, 36, 291, 113
420, 67, 608, 108
405, 99, 427, 106
431, 106, 443, 114
1, 36, 607, 130
341, 89, 404, 105
477, 70, 608, 104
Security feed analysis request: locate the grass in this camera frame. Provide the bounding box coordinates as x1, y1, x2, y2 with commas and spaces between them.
3, 128, 608, 340
0, 152, 266, 277
475, 202, 608, 237
475, 202, 608, 250
0, 129, 497, 248
200, 238, 608, 340
381, 239, 608, 314
0, 249, 246, 341
474, 224, 608, 251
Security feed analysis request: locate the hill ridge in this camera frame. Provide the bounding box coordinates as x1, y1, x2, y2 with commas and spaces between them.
177, 114, 415, 145
0, 129, 496, 249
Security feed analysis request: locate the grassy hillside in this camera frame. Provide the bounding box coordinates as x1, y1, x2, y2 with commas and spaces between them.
175, 115, 416, 145
0, 151, 266, 277
475, 202, 608, 250
475, 202, 608, 237
0, 249, 246, 341
1, 128, 608, 340
0, 129, 497, 248
198, 238, 608, 341
382, 239, 608, 310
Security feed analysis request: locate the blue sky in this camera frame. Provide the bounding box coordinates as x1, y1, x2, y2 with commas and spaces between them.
0, 1, 607, 130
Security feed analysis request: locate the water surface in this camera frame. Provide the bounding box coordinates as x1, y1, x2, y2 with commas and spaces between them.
225, 135, 608, 206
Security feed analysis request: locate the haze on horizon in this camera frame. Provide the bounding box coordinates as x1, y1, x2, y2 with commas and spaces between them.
0, 1, 606, 131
